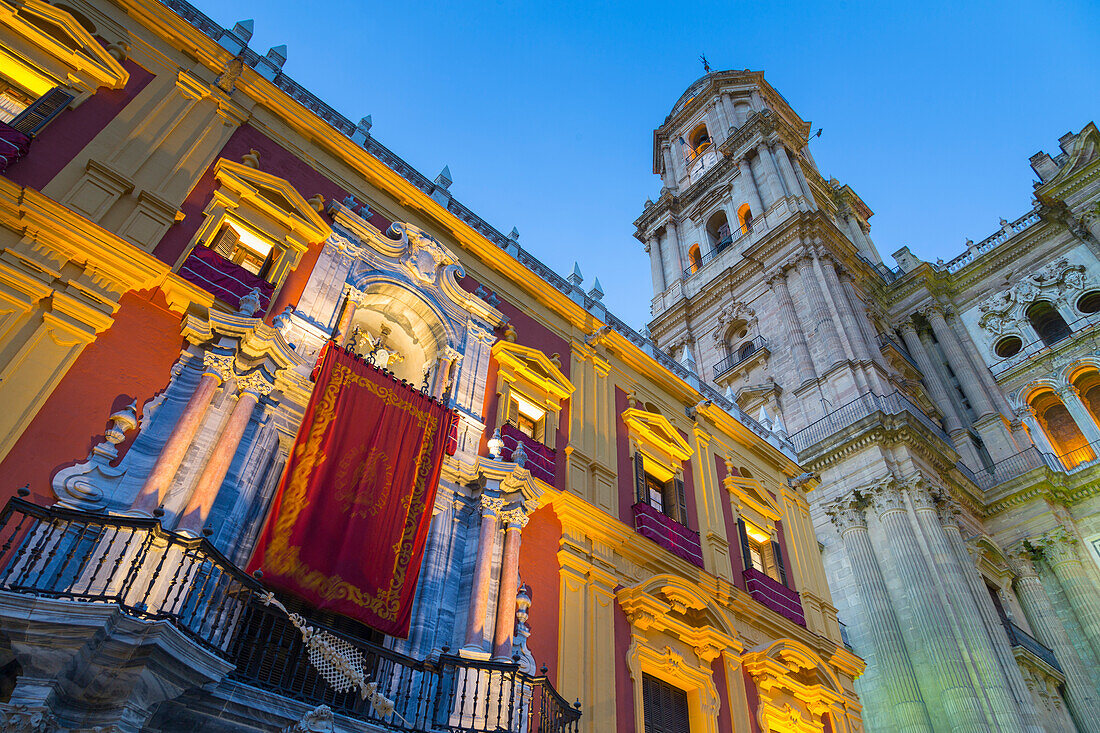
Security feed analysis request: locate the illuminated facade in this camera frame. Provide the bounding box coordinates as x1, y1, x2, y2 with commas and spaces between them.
639, 70, 1100, 731
0, 2, 862, 732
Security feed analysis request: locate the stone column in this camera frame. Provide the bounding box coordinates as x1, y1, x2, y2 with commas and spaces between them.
868, 480, 989, 732
334, 292, 359, 345
756, 143, 783, 206
945, 308, 1016, 421
665, 220, 685, 281
772, 143, 799, 199
713, 100, 730, 140
909, 484, 1026, 733
1018, 407, 1057, 455
1009, 549, 1100, 731
1054, 385, 1100, 446
463, 495, 503, 653
925, 305, 996, 419
797, 252, 844, 368
492, 509, 527, 660
1036, 528, 1100, 661
645, 237, 665, 293
839, 272, 884, 367
768, 269, 816, 384
177, 371, 272, 535
133, 353, 233, 515
737, 159, 765, 218
898, 320, 964, 434
937, 500, 1044, 733
661, 142, 678, 189
826, 496, 933, 733
820, 257, 870, 363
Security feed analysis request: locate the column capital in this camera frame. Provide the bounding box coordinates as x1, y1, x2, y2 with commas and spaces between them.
865, 477, 907, 517
1007, 545, 1041, 579
203, 351, 235, 383
500, 508, 529, 530
919, 302, 946, 321
825, 495, 867, 534
236, 369, 274, 398
897, 317, 919, 336
1035, 527, 1081, 567
480, 494, 505, 517
934, 495, 963, 528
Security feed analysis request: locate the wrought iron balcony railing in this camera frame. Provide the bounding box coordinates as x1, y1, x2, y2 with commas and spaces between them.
1001, 618, 1061, 673
787, 391, 950, 453
0, 498, 580, 733
712, 336, 768, 379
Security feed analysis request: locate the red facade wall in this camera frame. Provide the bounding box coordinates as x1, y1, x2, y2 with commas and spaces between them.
742, 665, 763, 733
615, 386, 633, 525
516, 504, 560, 681
712, 657, 733, 733
0, 289, 183, 505
5, 59, 154, 191
775, 520, 797, 592
715, 455, 747, 590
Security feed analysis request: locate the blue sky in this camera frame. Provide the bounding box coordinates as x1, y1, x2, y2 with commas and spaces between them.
191, 0, 1100, 330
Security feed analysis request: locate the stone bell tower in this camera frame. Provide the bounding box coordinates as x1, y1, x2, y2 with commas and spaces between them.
635, 71, 1052, 732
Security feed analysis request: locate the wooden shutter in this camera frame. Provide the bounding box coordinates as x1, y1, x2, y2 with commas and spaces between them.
642, 673, 691, 733
672, 477, 687, 525
10, 87, 73, 136
634, 451, 647, 505
737, 518, 752, 571
210, 225, 239, 258
772, 537, 789, 587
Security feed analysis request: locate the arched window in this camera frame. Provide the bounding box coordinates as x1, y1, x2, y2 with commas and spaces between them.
688, 244, 702, 274
738, 340, 756, 360
1027, 301, 1071, 346
706, 210, 732, 252
1030, 388, 1094, 467
689, 124, 711, 155
738, 203, 753, 234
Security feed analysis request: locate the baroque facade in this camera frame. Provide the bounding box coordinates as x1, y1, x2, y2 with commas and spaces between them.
638, 70, 1100, 732
0, 3, 862, 733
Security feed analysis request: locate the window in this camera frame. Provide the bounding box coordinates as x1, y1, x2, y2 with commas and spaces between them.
688, 124, 710, 156
688, 244, 702, 273
994, 335, 1022, 358
642, 673, 690, 733
1027, 300, 1071, 347
1077, 291, 1100, 314
634, 452, 687, 524
737, 340, 756, 361
509, 392, 546, 442
208, 221, 276, 278
705, 210, 731, 252
737, 203, 753, 234
738, 518, 788, 586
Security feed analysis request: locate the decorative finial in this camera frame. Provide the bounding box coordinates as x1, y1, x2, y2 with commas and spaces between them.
107, 41, 130, 62
487, 428, 504, 460
241, 149, 260, 168
105, 400, 138, 445
588, 277, 604, 302
237, 287, 262, 316
567, 262, 583, 287
307, 194, 325, 213
434, 165, 452, 190
502, 323, 517, 343
273, 305, 293, 332
511, 440, 528, 468
509, 227, 520, 241
549, 353, 561, 368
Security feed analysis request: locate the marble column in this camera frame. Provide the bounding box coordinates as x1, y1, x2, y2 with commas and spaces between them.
1018, 407, 1057, 455
898, 320, 964, 434
1010, 549, 1100, 731
177, 372, 271, 535
1054, 385, 1100, 446
772, 143, 799, 199
737, 159, 764, 219
937, 501, 1044, 733
826, 496, 933, 733
463, 495, 503, 653
909, 484, 1026, 733
820, 257, 869, 363
756, 143, 783, 206
925, 305, 996, 419
661, 143, 678, 190
946, 309, 1016, 421
868, 481, 988, 732
839, 272, 884, 368
798, 251, 844, 368
1036, 528, 1100, 662
768, 269, 815, 384
665, 220, 685, 280
645, 236, 665, 293
133, 353, 232, 515
492, 509, 527, 660
713, 100, 730, 140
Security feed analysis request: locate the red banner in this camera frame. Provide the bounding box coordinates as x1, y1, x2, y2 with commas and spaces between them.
248, 342, 455, 636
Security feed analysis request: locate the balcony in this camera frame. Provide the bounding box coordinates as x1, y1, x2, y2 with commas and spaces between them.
683, 219, 766, 279
989, 311, 1100, 377
632, 501, 704, 568
787, 391, 950, 454
1002, 619, 1061, 673
0, 498, 580, 732
963, 440, 1100, 492
0, 121, 30, 172
743, 568, 805, 627
178, 244, 276, 313
712, 336, 769, 380
500, 422, 556, 485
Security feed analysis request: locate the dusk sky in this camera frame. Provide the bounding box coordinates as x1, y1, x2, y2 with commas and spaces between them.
191, 0, 1100, 331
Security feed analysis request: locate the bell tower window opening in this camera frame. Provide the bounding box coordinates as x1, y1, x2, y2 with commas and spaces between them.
737, 203, 753, 234
688, 244, 702, 273
705, 210, 732, 252
1027, 300, 1071, 346
688, 123, 711, 157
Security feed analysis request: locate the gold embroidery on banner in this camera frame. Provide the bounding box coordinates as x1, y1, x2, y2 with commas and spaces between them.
262, 358, 442, 621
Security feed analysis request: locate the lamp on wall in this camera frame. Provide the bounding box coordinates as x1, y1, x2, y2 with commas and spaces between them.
487, 428, 504, 460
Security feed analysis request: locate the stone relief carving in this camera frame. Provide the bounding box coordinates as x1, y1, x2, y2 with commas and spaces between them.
977, 257, 1087, 335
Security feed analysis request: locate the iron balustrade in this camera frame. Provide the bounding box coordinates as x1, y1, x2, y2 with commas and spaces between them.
682, 220, 764, 279
0, 498, 581, 733
788, 392, 950, 453
875, 332, 921, 372
1002, 619, 1061, 673
989, 311, 1100, 377
712, 336, 768, 379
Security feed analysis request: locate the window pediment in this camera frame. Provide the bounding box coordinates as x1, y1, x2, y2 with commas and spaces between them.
0, 0, 127, 93
726, 475, 781, 523
491, 341, 574, 409
211, 159, 332, 252
622, 408, 693, 463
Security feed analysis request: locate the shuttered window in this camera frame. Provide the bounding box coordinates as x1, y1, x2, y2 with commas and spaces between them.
642, 673, 690, 733
633, 452, 690, 526
9, 87, 73, 136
